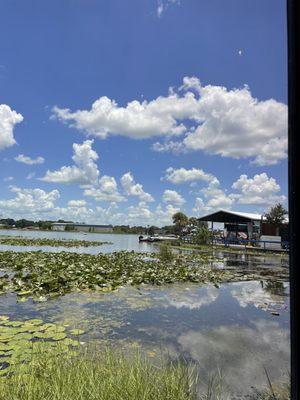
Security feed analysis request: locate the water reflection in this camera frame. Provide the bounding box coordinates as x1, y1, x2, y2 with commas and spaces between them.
0, 280, 290, 395
230, 281, 288, 314
178, 319, 290, 396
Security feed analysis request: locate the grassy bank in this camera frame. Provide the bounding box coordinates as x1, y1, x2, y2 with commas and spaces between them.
0, 250, 288, 300
0, 345, 290, 400
0, 236, 111, 248
0, 346, 197, 400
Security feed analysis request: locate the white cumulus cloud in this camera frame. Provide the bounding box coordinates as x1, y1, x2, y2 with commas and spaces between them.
67, 200, 87, 207
83, 175, 125, 202
163, 167, 218, 185
162, 189, 185, 206
120, 172, 154, 202
0, 186, 60, 218
0, 104, 23, 151
15, 154, 45, 165
183, 81, 287, 166
40, 140, 99, 185
52, 77, 287, 166
231, 173, 286, 205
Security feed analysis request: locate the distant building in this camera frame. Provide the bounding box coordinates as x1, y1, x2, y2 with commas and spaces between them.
51, 222, 113, 233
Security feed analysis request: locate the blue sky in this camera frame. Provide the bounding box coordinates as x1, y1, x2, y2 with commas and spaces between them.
0, 0, 287, 226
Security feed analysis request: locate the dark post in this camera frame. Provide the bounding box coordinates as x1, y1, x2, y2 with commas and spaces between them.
287, 1, 299, 398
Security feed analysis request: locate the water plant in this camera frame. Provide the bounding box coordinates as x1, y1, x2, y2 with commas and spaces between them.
0, 344, 197, 400
0, 250, 288, 300
0, 316, 83, 372
0, 235, 112, 248
158, 243, 174, 262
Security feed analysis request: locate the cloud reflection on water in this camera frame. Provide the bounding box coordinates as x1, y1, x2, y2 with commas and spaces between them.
178, 319, 290, 395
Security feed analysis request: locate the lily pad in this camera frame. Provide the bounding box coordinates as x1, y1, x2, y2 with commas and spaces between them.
61, 338, 80, 347
0, 343, 13, 351
69, 329, 85, 335
25, 319, 43, 326
52, 333, 67, 341
33, 331, 56, 340
13, 333, 33, 341
0, 335, 14, 343
1, 320, 23, 327
45, 325, 66, 333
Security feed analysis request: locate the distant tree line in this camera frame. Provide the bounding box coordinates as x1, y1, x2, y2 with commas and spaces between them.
0, 218, 73, 230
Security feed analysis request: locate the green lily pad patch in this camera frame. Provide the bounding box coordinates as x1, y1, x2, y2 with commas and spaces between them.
52, 333, 67, 341
24, 319, 43, 326
0, 236, 111, 248
69, 329, 85, 335
0, 249, 288, 301
0, 316, 84, 374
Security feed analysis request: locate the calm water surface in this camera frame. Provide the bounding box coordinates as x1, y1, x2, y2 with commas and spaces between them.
0, 229, 290, 397
0, 229, 155, 253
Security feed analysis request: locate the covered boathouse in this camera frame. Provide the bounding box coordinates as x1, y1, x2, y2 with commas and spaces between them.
198, 210, 264, 240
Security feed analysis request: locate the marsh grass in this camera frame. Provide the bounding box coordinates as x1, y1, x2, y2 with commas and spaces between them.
158, 243, 174, 262
0, 346, 198, 400
248, 380, 290, 400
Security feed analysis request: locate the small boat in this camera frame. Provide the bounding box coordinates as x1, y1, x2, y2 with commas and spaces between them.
139, 234, 178, 242
139, 235, 150, 242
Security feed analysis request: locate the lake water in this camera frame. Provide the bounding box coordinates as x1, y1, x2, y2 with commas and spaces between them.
0, 229, 290, 397
0, 229, 155, 253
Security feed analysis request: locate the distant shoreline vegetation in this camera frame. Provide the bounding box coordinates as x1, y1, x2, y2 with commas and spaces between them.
0, 236, 112, 248
0, 218, 174, 235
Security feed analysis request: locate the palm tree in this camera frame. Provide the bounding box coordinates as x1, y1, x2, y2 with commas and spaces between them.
172, 212, 188, 235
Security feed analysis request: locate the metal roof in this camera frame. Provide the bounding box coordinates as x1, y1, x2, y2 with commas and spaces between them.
198, 209, 265, 223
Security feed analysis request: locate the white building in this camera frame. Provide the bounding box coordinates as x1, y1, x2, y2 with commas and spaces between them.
51, 222, 113, 233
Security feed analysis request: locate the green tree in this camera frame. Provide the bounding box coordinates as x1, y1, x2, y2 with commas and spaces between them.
148, 226, 158, 235
65, 224, 75, 231
188, 217, 199, 227
172, 212, 188, 235
161, 225, 175, 235
0, 218, 15, 227
37, 221, 53, 230
264, 203, 288, 226
194, 225, 212, 245
15, 219, 35, 229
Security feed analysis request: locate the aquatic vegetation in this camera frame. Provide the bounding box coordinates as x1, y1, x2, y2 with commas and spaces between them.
69, 328, 85, 335
0, 235, 112, 248
0, 316, 84, 373
0, 250, 289, 300
247, 379, 290, 400
0, 346, 197, 400
158, 243, 174, 262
